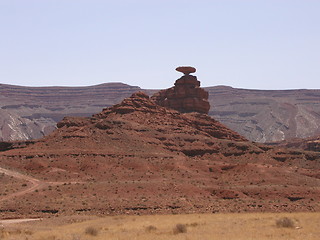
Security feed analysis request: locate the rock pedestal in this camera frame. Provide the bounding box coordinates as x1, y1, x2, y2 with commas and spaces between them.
152, 67, 210, 114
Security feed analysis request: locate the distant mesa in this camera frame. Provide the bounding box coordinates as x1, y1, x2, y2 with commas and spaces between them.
176, 66, 196, 75
152, 66, 210, 114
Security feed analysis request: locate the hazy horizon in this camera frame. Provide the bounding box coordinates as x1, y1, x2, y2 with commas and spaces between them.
2, 81, 320, 91
1, 1, 319, 90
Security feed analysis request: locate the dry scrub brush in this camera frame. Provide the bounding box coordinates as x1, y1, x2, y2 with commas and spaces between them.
145, 225, 157, 233
85, 226, 99, 236
173, 223, 187, 234
275, 217, 296, 228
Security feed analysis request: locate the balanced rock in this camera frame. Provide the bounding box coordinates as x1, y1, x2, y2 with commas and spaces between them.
152, 67, 210, 114
176, 66, 196, 75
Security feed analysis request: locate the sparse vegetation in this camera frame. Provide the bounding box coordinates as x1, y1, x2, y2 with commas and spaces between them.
0, 212, 319, 240
188, 222, 199, 227
43, 236, 57, 240
0, 229, 4, 240
145, 225, 157, 232
173, 223, 187, 234
72, 234, 82, 240
276, 217, 296, 228
85, 226, 99, 236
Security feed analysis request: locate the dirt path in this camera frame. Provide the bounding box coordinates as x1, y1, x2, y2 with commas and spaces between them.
0, 167, 84, 203
0, 167, 42, 202
0, 218, 42, 225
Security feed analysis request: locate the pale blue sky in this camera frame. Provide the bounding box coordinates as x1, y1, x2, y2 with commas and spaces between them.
0, 0, 319, 89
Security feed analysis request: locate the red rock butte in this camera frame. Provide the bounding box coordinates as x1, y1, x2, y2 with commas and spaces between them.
152, 67, 210, 114
1, 90, 320, 218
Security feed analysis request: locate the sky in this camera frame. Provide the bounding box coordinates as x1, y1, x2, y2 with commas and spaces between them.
0, 0, 319, 90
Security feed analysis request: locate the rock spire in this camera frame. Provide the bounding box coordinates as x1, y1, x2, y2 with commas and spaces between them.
152, 66, 210, 114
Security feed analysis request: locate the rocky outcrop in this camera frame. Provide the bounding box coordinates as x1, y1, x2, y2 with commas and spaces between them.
2, 82, 320, 143
92, 91, 245, 143
0, 141, 13, 151
307, 139, 320, 152
1, 91, 320, 218
175, 66, 196, 75
152, 67, 210, 114
0, 83, 141, 141
271, 135, 320, 152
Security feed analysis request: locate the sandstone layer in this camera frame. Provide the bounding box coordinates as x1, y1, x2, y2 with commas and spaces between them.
269, 135, 320, 152
152, 74, 210, 114
175, 66, 196, 75
0, 83, 140, 141
1, 83, 320, 142
0, 92, 319, 218
207, 86, 320, 142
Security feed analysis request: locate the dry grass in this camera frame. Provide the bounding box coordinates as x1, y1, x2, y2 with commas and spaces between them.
276, 217, 296, 228
84, 226, 99, 236
1, 212, 320, 240
145, 225, 157, 233
173, 223, 187, 234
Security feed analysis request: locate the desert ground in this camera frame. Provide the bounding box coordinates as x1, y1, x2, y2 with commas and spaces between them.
1, 93, 320, 240
1, 212, 320, 240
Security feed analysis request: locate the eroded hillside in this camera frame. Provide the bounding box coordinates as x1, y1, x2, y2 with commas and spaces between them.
1, 92, 319, 219
1, 83, 320, 142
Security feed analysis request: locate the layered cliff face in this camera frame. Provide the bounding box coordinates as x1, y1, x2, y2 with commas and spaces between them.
1, 82, 320, 143
152, 67, 210, 114
1, 92, 320, 218
207, 86, 320, 142
0, 109, 56, 141
0, 83, 141, 141
270, 135, 320, 152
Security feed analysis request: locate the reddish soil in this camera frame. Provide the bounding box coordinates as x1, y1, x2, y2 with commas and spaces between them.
0, 92, 319, 219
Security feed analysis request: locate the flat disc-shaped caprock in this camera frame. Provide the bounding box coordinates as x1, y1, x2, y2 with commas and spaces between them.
176, 66, 196, 75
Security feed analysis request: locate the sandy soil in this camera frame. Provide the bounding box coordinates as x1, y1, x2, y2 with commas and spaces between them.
1, 212, 320, 240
